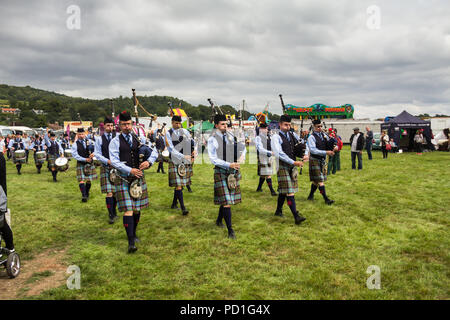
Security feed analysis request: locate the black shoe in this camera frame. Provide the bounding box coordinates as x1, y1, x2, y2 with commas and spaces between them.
228, 230, 236, 239
171, 204, 179, 209
295, 214, 306, 225
53, 178, 57, 182
128, 245, 138, 253
216, 220, 225, 228
187, 188, 193, 193
108, 215, 115, 224
256, 188, 263, 192
325, 199, 335, 205
271, 190, 278, 196
182, 209, 189, 216
82, 197, 87, 202
307, 195, 314, 201
274, 210, 284, 218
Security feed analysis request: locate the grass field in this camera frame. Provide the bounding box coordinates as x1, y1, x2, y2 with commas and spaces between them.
2, 146, 449, 300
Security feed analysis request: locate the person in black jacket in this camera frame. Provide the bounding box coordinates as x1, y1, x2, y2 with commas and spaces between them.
350, 127, 365, 170
0, 152, 15, 252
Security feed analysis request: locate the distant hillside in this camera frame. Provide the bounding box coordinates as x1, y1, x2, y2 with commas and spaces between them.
0, 84, 271, 127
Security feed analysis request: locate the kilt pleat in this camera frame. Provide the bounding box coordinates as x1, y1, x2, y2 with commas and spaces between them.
76, 162, 98, 182
100, 165, 115, 194
276, 163, 298, 194
47, 153, 58, 169
309, 157, 327, 183
214, 167, 242, 205
114, 172, 149, 212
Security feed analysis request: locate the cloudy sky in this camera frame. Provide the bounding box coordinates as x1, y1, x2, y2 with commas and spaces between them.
0, 0, 449, 119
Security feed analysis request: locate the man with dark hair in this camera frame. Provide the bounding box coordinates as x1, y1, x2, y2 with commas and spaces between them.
109, 111, 158, 253
95, 117, 118, 224
271, 115, 307, 224
307, 119, 337, 205
165, 115, 195, 215
71, 128, 97, 201
208, 114, 246, 239
350, 127, 365, 170
255, 123, 277, 196
61, 133, 71, 151
365, 126, 373, 160
8, 132, 25, 175
44, 129, 64, 182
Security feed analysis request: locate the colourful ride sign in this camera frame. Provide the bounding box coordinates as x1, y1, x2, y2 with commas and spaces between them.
285, 103, 354, 119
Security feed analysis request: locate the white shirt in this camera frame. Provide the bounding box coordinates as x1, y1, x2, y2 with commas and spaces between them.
351, 133, 361, 152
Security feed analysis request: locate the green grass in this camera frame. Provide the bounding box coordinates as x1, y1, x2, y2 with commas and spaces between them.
4, 147, 450, 300
26, 271, 54, 284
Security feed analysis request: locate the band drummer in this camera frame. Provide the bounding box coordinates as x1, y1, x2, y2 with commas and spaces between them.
8, 132, 25, 175
255, 123, 277, 196
72, 127, 97, 202
44, 130, 64, 182
109, 111, 158, 253
208, 114, 246, 239
94, 116, 118, 224
306, 119, 337, 205
271, 115, 307, 225
165, 115, 195, 215
31, 134, 46, 174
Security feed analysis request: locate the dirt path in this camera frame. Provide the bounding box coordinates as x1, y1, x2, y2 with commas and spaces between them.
0, 249, 68, 299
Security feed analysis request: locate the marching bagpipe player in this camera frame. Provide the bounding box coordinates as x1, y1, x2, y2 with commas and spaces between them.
44, 130, 64, 182
208, 114, 246, 239
271, 115, 308, 225
94, 116, 118, 224
165, 115, 195, 215
71, 128, 97, 201
31, 134, 46, 174
255, 122, 277, 196
8, 132, 25, 175
109, 111, 158, 253
306, 119, 337, 205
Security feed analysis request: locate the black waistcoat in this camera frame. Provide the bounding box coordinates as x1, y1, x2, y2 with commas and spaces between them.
101, 132, 116, 159
35, 139, 44, 152
214, 133, 238, 163
279, 131, 295, 163
312, 132, 327, 159
257, 133, 271, 159
119, 134, 139, 169
76, 140, 89, 162
13, 139, 24, 150
48, 140, 59, 155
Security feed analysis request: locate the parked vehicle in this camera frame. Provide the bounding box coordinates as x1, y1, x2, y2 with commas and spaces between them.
372, 133, 381, 150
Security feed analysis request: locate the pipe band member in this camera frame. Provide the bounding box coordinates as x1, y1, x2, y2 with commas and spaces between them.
271, 114, 307, 225
94, 116, 118, 224
71, 128, 97, 202
165, 115, 195, 215
109, 111, 158, 253
207, 114, 247, 239
306, 119, 337, 205
44, 131, 64, 182
31, 134, 46, 174
255, 122, 277, 196
8, 132, 25, 175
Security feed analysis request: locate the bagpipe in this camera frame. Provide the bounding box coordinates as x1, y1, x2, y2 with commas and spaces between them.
321, 121, 337, 151
131, 89, 155, 163
279, 94, 306, 159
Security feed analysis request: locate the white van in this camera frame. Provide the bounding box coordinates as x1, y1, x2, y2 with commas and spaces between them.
8, 126, 37, 136
0, 125, 14, 137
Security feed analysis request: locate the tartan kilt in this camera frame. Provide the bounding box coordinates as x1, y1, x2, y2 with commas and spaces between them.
76, 162, 98, 183
114, 173, 149, 212
100, 165, 115, 194
47, 153, 58, 169
257, 160, 274, 177
309, 157, 327, 183
168, 161, 190, 187
276, 163, 298, 194
214, 167, 242, 206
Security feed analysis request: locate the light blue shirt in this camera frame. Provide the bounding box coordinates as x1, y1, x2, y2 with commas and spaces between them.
109, 133, 158, 176
207, 131, 247, 170
44, 134, 64, 155
254, 135, 273, 158
71, 139, 91, 162
31, 140, 46, 151
165, 128, 195, 163
307, 132, 327, 158
94, 133, 115, 166
271, 130, 301, 166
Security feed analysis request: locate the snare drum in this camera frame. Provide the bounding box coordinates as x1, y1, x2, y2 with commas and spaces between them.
13, 150, 26, 164
55, 157, 69, 172
64, 149, 72, 159
161, 149, 170, 162
35, 151, 46, 164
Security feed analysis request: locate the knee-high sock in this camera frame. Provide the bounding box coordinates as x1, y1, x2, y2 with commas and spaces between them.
217, 205, 224, 223
222, 207, 233, 231
16, 164, 21, 173
123, 216, 135, 246
133, 212, 140, 237
112, 196, 117, 215
276, 194, 286, 212
176, 189, 186, 210
257, 177, 265, 190
267, 178, 275, 192
51, 170, 56, 179
172, 189, 178, 206
106, 197, 114, 216
157, 162, 162, 172
308, 184, 318, 198
319, 185, 329, 201
86, 182, 91, 196
286, 195, 299, 217
79, 183, 86, 197
0, 222, 14, 250
186, 184, 192, 192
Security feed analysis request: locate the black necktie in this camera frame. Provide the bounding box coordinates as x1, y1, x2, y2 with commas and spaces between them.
125, 134, 132, 147
107, 133, 111, 142
222, 134, 226, 161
